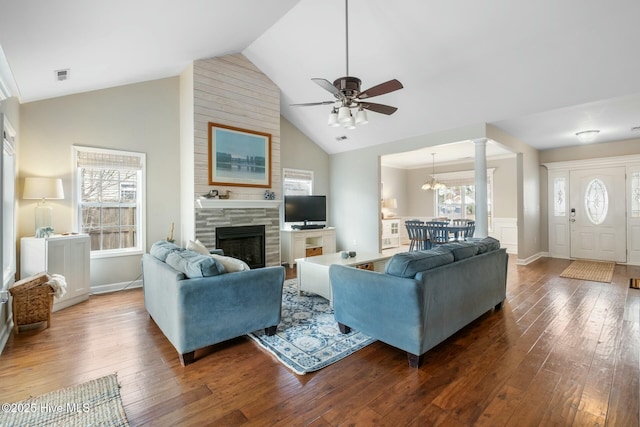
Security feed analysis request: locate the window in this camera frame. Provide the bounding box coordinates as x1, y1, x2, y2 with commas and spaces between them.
74, 146, 145, 257
283, 168, 313, 195
434, 169, 494, 229
553, 177, 566, 217
2, 116, 16, 287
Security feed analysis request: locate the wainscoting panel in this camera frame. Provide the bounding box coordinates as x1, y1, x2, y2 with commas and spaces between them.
490, 217, 518, 254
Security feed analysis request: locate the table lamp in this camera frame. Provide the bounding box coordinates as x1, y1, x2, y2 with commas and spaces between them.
23, 177, 64, 236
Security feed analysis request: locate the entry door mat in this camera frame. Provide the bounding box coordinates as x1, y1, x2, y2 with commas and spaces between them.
248, 279, 376, 375
0, 374, 129, 426
560, 260, 615, 283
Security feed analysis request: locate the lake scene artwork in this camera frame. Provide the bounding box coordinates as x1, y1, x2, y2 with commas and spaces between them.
208, 123, 271, 188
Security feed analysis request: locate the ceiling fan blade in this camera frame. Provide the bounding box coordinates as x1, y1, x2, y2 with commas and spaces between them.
361, 102, 398, 115
359, 79, 403, 99
290, 101, 336, 107
312, 78, 341, 97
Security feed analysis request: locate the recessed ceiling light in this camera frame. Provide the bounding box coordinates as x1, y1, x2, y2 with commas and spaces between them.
631, 126, 640, 132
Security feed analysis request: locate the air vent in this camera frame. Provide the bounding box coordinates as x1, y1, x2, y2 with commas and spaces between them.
335, 135, 348, 141
54, 69, 70, 81
631, 126, 640, 132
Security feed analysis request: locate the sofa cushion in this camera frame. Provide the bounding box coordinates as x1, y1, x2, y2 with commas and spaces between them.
432, 242, 478, 261
210, 254, 250, 273
150, 240, 183, 262
186, 239, 210, 255
166, 250, 225, 278
385, 250, 455, 278
481, 236, 501, 252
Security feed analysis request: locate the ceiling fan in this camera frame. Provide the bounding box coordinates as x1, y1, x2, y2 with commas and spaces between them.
291, 0, 403, 129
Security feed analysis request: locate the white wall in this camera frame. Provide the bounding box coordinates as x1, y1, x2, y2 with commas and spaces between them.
18, 77, 181, 288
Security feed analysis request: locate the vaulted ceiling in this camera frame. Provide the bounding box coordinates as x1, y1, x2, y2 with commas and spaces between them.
2, 0, 640, 161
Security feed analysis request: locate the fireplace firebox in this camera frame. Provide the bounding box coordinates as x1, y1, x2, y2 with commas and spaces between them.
215, 225, 265, 269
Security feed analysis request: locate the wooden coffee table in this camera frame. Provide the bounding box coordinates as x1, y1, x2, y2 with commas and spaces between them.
295, 252, 391, 306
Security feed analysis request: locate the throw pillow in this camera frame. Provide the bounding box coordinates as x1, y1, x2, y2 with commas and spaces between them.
150, 240, 183, 262
210, 254, 250, 273
187, 239, 210, 255
166, 250, 225, 278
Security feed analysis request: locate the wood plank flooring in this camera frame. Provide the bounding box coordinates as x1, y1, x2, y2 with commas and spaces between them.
0, 257, 638, 426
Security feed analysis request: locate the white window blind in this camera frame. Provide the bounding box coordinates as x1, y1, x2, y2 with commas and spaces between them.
283, 168, 313, 195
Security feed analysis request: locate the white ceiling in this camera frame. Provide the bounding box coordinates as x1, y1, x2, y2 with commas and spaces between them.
2, 0, 640, 167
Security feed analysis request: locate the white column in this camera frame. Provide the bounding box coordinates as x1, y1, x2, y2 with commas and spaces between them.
474, 138, 488, 237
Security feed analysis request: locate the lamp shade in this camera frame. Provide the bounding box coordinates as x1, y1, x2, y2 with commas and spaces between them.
23, 177, 64, 200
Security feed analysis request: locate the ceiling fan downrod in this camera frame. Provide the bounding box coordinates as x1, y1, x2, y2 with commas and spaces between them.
345, 0, 349, 77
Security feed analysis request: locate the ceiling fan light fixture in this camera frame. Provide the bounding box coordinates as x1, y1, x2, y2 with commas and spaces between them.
575, 129, 600, 143
338, 105, 352, 124
328, 109, 339, 127
355, 107, 368, 125
343, 115, 356, 129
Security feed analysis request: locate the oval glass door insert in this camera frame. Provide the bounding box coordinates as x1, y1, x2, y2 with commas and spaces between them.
584, 178, 609, 225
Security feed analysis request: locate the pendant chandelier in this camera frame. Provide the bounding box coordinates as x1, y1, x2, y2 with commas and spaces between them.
421, 153, 446, 191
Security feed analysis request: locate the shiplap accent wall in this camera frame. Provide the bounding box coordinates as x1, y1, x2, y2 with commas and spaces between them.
190, 54, 282, 265
193, 54, 281, 200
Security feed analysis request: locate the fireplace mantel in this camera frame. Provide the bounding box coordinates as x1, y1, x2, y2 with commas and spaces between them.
195, 198, 281, 209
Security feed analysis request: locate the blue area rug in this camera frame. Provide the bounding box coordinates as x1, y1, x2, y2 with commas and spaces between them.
248, 279, 376, 375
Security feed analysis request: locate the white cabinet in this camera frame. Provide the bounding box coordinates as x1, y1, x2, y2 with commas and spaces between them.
21, 234, 90, 311
280, 228, 336, 268
381, 219, 400, 249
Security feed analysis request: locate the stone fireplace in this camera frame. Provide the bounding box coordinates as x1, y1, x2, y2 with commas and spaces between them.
194, 199, 281, 267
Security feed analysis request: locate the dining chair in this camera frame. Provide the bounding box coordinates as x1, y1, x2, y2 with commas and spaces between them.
424, 221, 449, 247
450, 219, 469, 226
463, 221, 475, 240
405, 220, 426, 251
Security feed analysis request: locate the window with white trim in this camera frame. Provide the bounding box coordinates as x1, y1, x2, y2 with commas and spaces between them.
283, 168, 313, 195
74, 146, 146, 257
435, 168, 494, 230
2, 116, 16, 288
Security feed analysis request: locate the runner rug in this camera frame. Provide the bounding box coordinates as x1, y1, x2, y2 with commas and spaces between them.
0, 374, 129, 426
248, 279, 376, 375
560, 260, 615, 283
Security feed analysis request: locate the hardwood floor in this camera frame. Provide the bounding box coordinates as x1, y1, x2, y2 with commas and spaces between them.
0, 257, 638, 426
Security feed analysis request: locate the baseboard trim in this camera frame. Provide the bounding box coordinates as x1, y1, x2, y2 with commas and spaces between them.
517, 252, 548, 265
91, 280, 143, 295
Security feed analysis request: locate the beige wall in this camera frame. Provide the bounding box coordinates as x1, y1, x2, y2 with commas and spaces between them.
280, 116, 330, 196
18, 77, 181, 288
402, 156, 517, 219
540, 138, 640, 163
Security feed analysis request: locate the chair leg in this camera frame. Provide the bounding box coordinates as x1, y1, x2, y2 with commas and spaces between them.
179, 351, 196, 366
407, 353, 422, 368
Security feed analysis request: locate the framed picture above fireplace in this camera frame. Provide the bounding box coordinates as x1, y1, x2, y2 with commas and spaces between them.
208, 122, 272, 188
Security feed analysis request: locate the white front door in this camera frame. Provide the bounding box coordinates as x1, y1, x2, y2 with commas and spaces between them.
569, 168, 626, 262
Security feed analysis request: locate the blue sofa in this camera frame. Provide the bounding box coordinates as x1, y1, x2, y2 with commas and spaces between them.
142, 241, 285, 365
329, 237, 508, 367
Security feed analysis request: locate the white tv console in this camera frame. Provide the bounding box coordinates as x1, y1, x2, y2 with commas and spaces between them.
280, 227, 336, 268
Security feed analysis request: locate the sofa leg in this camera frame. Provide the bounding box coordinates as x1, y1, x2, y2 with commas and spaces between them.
407, 353, 422, 368
495, 300, 504, 310
179, 351, 195, 366
337, 322, 351, 334
265, 325, 277, 336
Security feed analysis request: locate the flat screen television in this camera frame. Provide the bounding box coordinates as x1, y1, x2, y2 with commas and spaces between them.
284, 195, 326, 229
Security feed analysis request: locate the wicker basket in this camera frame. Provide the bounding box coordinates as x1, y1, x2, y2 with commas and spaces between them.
9, 272, 53, 334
